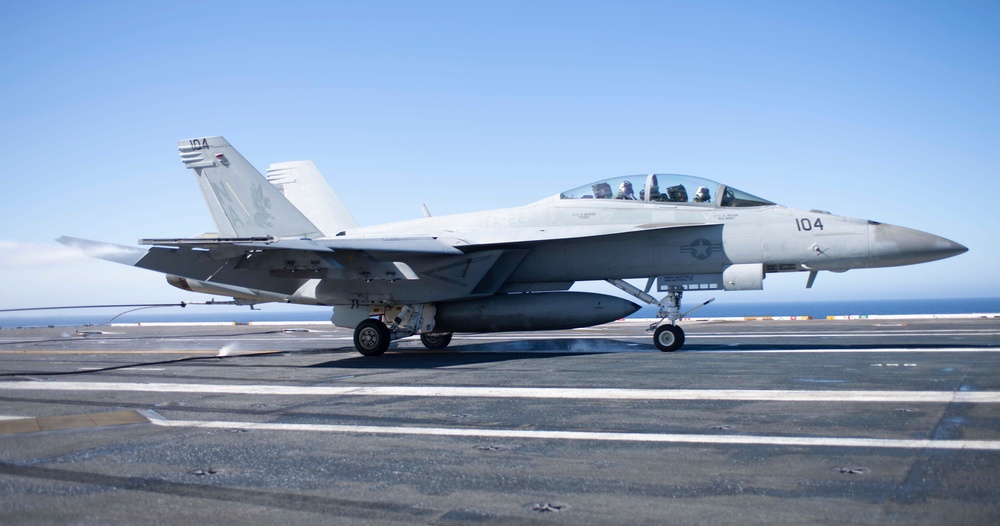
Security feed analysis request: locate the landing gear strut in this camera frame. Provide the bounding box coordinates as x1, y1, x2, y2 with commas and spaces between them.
606, 279, 713, 353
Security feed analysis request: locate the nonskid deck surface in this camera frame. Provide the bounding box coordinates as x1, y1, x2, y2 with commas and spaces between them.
1, 318, 998, 525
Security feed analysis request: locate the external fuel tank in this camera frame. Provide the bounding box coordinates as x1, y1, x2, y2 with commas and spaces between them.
432, 292, 639, 333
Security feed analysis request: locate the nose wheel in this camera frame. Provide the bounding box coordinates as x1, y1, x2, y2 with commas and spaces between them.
653, 324, 685, 352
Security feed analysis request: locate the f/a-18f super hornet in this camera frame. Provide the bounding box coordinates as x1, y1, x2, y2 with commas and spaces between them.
59, 136, 967, 356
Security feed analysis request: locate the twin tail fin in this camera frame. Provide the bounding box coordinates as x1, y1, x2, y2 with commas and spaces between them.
178, 137, 324, 239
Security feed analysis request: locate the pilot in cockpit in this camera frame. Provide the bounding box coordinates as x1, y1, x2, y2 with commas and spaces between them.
666, 184, 688, 202
693, 186, 711, 203
616, 180, 637, 200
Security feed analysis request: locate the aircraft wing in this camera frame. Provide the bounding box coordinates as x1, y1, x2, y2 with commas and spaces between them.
58, 234, 471, 286
62, 221, 712, 275
56, 236, 147, 265
60, 221, 721, 305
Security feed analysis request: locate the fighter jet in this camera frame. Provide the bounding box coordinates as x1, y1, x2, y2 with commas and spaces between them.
59, 136, 967, 356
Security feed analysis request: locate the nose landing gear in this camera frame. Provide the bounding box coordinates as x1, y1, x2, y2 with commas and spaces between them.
606, 279, 713, 352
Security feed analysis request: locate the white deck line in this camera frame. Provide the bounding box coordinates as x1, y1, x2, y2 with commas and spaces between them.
5, 381, 1000, 403
89, 312, 1000, 328
140, 414, 1000, 451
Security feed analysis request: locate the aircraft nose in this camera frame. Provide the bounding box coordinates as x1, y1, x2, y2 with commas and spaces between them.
867, 221, 967, 267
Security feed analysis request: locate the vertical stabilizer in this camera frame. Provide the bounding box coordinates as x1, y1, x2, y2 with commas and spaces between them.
266, 161, 360, 236
177, 137, 323, 239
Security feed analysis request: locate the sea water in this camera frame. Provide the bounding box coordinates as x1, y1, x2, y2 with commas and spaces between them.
647, 296, 1000, 319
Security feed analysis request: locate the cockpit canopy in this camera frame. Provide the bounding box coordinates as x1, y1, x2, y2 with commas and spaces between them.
559, 174, 774, 207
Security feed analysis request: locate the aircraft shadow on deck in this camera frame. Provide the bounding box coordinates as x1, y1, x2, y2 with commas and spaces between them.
308, 338, 630, 368
306, 337, 995, 369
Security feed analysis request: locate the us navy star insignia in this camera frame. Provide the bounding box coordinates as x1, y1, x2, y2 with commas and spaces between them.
681, 238, 722, 260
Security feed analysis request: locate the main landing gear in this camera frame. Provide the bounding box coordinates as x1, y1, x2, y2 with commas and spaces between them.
606, 279, 714, 352
352, 305, 454, 356
353, 319, 391, 356
419, 332, 453, 350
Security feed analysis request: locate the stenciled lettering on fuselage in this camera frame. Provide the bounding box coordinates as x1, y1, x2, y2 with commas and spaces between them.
480, 212, 528, 228
681, 238, 723, 260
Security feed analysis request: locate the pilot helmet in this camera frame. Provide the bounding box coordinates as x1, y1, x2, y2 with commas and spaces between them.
666, 184, 687, 201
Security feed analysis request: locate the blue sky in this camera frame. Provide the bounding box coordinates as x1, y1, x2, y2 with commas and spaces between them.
1, 1, 998, 313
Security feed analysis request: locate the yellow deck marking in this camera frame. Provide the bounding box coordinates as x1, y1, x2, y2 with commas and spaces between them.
0, 410, 150, 436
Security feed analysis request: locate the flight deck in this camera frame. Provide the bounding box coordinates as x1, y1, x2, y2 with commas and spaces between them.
1, 317, 998, 524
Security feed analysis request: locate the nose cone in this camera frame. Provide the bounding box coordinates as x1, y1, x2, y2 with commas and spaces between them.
868, 222, 968, 268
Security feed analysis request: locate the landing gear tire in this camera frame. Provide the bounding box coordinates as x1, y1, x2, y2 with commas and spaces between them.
354, 319, 390, 356
420, 332, 453, 350
653, 325, 685, 352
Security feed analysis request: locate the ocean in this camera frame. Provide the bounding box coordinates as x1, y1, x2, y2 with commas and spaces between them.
635, 296, 1000, 319
2, 297, 998, 329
